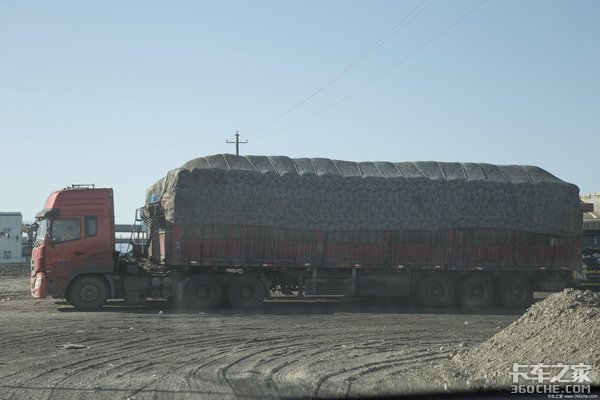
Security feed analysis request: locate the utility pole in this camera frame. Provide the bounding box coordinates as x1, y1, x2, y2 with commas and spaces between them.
226, 131, 248, 155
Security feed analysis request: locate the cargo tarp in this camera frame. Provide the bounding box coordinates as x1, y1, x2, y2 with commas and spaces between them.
146, 154, 582, 236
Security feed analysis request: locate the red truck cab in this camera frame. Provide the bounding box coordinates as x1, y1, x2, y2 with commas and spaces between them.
31, 187, 116, 304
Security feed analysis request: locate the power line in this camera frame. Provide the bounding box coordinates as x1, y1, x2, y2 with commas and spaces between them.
242, 0, 434, 136
252, 0, 489, 141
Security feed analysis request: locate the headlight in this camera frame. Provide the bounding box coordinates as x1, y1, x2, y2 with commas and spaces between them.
34, 276, 43, 289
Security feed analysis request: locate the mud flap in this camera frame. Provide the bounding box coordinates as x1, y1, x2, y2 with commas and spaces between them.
175, 277, 190, 302
260, 277, 272, 299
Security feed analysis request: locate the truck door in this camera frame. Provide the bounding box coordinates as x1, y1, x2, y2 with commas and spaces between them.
45, 217, 87, 293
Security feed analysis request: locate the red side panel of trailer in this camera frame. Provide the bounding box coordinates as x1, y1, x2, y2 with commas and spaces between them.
156, 224, 580, 272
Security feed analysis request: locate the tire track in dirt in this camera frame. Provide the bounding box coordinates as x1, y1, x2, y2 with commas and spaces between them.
44, 323, 303, 397
49, 333, 265, 398
1, 314, 266, 399
314, 352, 449, 397
0, 282, 520, 400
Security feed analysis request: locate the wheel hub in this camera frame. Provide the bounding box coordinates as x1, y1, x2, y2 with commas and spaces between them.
431, 284, 445, 299
470, 285, 484, 298
241, 286, 254, 301
509, 285, 523, 298
196, 286, 210, 300
80, 284, 99, 302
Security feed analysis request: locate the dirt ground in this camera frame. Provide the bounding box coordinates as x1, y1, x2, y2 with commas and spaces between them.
0, 266, 597, 399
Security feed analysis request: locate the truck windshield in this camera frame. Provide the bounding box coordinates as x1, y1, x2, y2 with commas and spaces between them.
34, 220, 48, 246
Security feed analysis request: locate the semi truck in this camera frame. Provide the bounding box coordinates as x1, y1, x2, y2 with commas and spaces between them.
30, 154, 585, 310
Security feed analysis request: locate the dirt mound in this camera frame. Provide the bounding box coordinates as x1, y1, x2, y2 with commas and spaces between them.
0, 264, 30, 277
440, 289, 600, 390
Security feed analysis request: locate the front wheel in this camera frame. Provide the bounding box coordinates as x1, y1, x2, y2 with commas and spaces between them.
68, 275, 108, 310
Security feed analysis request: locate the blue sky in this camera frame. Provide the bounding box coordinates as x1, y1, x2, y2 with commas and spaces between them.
1, 0, 598, 223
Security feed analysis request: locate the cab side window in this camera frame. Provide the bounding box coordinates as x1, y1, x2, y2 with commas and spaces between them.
85, 216, 97, 238
51, 219, 81, 243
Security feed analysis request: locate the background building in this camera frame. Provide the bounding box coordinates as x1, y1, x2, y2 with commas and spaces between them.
582, 193, 600, 235
0, 212, 23, 264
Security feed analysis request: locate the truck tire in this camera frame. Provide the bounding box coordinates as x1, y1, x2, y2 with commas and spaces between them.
459, 275, 494, 307
227, 275, 266, 309
183, 275, 222, 309
416, 275, 455, 307
68, 275, 108, 311
496, 275, 533, 308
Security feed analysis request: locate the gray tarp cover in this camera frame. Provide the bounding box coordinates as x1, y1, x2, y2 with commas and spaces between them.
146, 154, 581, 236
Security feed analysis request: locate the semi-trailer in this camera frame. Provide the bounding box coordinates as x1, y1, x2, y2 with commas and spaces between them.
30, 154, 585, 310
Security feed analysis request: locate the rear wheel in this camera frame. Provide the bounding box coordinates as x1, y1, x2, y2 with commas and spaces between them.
416, 275, 455, 307
227, 275, 266, 309
496, 275, 533, 308
459, 275, 494, 307
68, 275, 108, 310
184, 275, 222, 309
